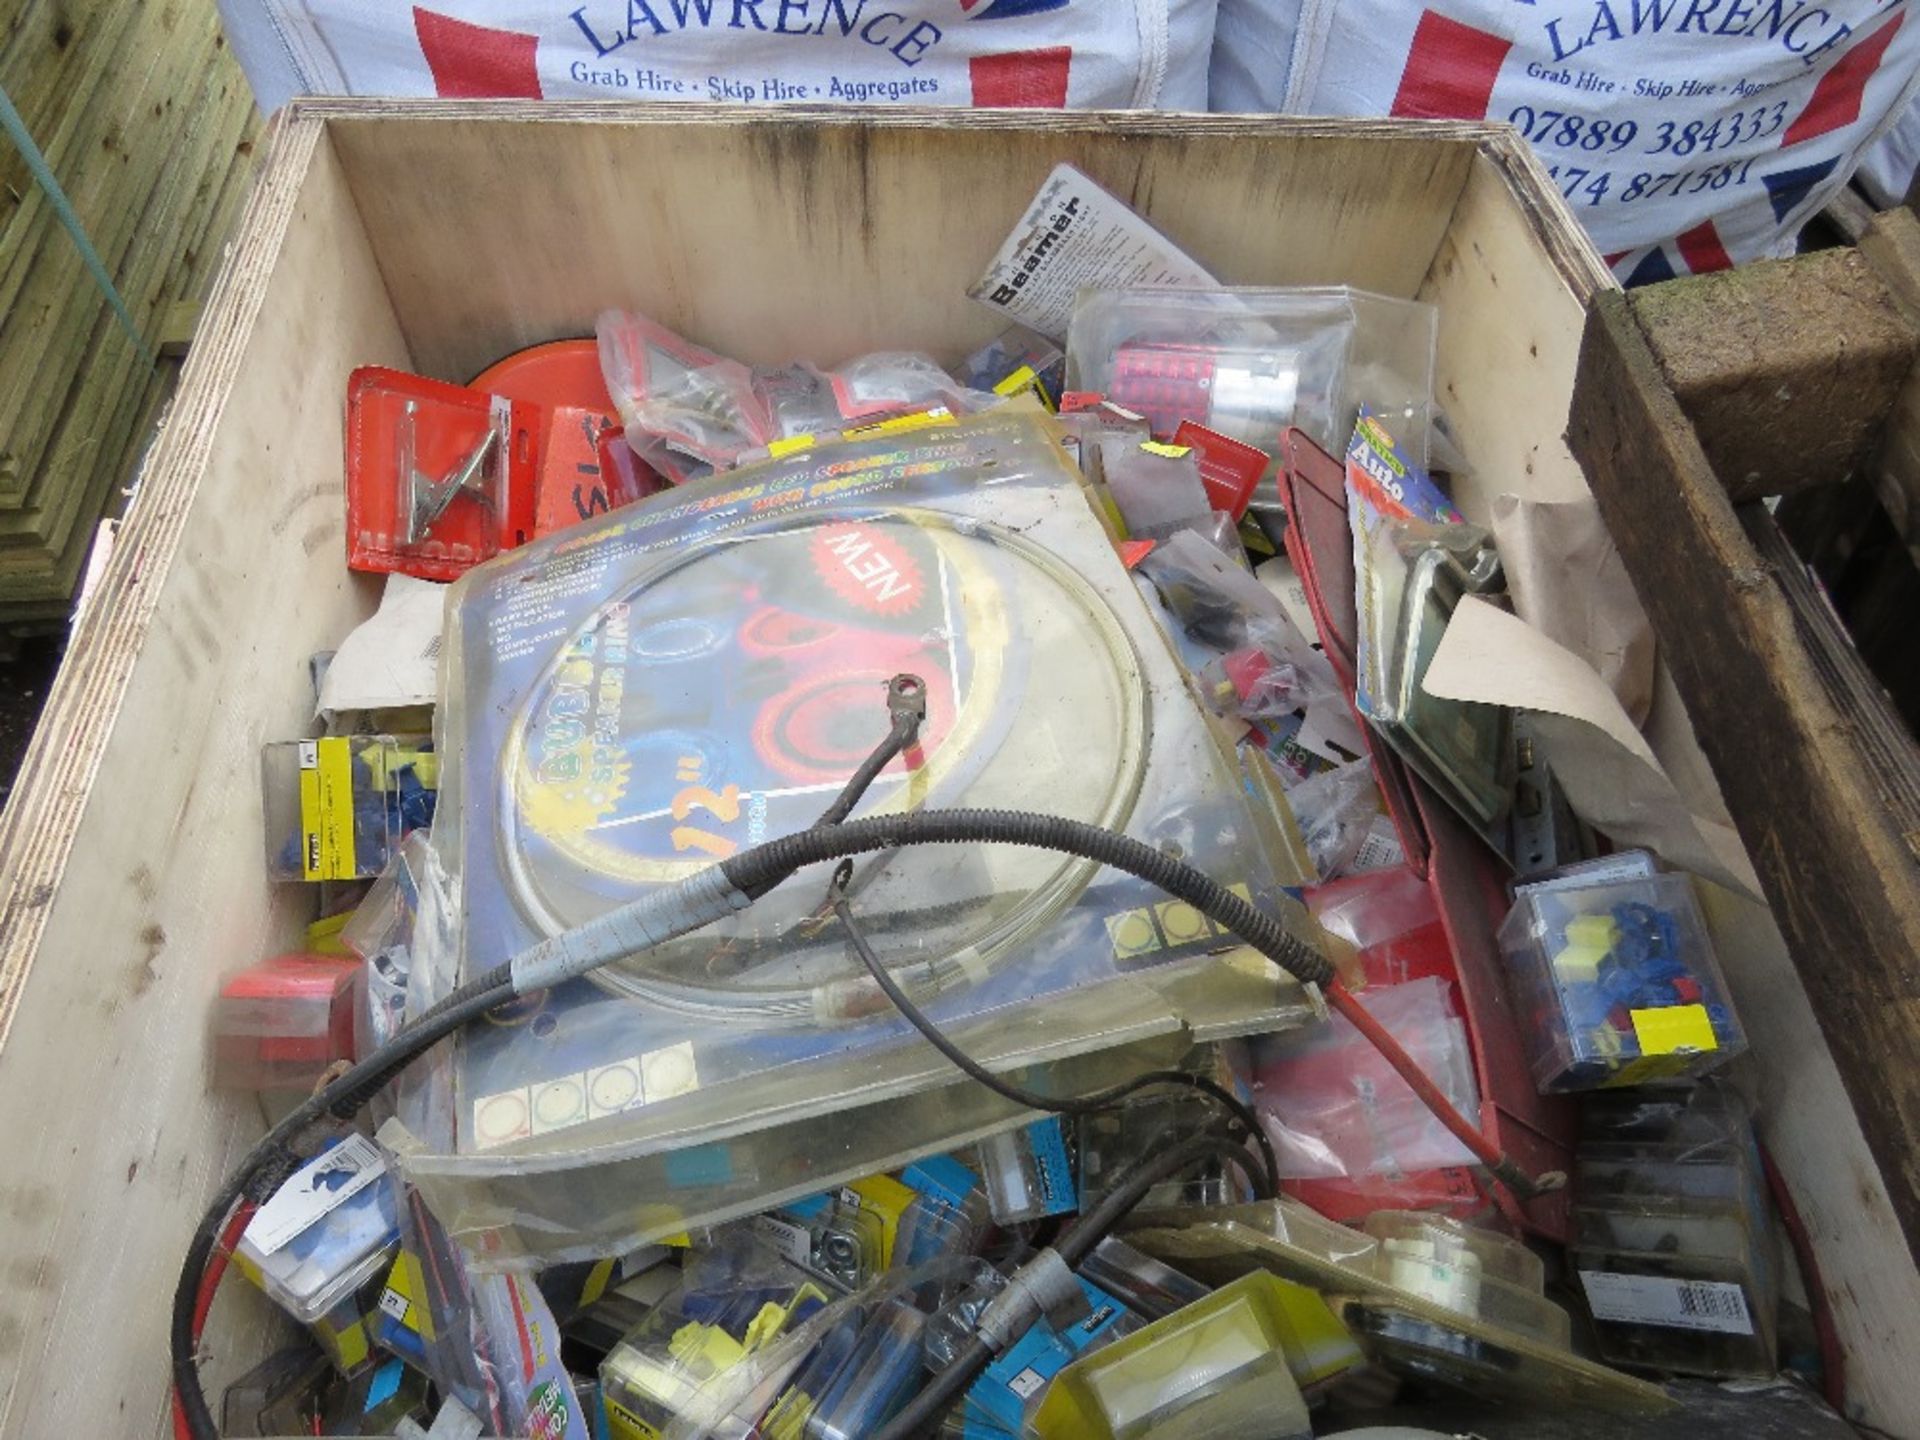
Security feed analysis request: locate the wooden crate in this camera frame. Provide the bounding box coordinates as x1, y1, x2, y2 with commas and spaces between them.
0, 102, 1914, 1435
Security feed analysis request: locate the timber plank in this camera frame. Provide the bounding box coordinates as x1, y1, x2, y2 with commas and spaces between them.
1568, 292, 1920, 1260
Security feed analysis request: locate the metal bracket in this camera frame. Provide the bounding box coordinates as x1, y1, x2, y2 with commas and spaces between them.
402, 400, 498, 546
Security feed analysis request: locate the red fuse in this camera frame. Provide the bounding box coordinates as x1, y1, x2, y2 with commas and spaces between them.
1107, 342, 1299, 451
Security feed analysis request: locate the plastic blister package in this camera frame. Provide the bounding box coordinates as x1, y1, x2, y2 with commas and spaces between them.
1125, 1200, 1669, 1414
1344, 414, 1513, 845
978, 1117, 1078, 1226
1026, 1271, 1332, 1439
410, 409, 1296, 1260
1065, 286, 1438, 490
262, 735, 438, 883
1570, 1080, 1778, 1380
1251, 976, 1482, 1182
1498, 872, 1747, 1092
1362, 1212, 1569, 1348
234, 1136, 401, 1374
599, 1231, 835, 1440
345, 369, 534, 580
1078, 1237, 1212, 1324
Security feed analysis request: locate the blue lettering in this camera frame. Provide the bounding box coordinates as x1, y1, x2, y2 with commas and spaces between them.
1781, 6, 1831, 53
774, 0, 811, 33
860, 10, 906, 47
1678, 0, 1724, 33
1587, 0, 1623, 44
1802, 16, 1853, 63
891, 17, 939, 64
1544, 18, 1589, 60
1629, 0, 1681, 32
1715, 0, 1758, 34
669, 0, 718, 23
731, 0, 770, 29
567, 5, 627, 56
814, 0, 865, 37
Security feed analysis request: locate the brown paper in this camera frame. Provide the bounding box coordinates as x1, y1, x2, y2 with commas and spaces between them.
1423, 597, 1761, 900
1490, 492, 1656, 726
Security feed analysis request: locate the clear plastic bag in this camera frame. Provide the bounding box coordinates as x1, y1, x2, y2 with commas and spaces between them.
1065, 287, 1438, 486
822, 351, 996, 424
1098, 435, 1213, 540
410, 409, 1295, 1262
1285, 758, 1398, 882
596, 309, 774, 475
1250, 976, 1482, 1181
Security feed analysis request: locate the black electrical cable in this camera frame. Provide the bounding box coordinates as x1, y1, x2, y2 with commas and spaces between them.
723, 809, 1334, 990
873, 1132, 1246, 1440
171, 966, 515, 1440
828, 868, 1280, 1198
175, 814, 1332, 1437
808, 674, 925, 832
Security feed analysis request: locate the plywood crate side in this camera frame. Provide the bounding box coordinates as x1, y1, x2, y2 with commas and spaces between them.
319, 104, 1490, 381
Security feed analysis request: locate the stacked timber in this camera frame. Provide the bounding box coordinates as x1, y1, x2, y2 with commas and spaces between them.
0, 0, 260, 625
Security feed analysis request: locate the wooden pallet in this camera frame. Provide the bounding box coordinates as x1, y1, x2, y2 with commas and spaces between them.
0, 0, 260, 621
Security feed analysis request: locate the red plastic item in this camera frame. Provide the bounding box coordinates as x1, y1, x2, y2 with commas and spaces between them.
1173, 420, 1268, 520
1274, 426, 1574, 1240
345, 368, 542, 580
474, 339, 669, 531
212, 954, 360, 1092
470, 337, 612, 411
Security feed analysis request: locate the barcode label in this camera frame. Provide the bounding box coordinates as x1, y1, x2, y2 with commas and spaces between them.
1580, 1270, 1754, 1336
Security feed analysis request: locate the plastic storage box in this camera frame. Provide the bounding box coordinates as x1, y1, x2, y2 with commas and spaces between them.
1497, 872, 1746, 1092
1571, 1081, 1779, 1379
211, 952, 360, 1091
232, 1137, 402, 1373
1026, 1271, 1318, 1440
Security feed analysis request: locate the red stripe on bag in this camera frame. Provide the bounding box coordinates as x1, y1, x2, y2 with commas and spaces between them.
412, 7, 543, 99
1675, 219, 1734, 274
1783, 11, 1904, 147
1391, 10, 1513, 119
970, 47, 1072, 107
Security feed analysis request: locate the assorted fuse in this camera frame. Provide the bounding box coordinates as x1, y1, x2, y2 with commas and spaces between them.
1498, 867, 1748, 1093
1571, 1082, 1781, 1380
262, 735, 437, 883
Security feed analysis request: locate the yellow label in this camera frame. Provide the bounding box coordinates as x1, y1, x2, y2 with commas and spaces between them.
580, 1256, 618, 1308
1139, 441, 1192, 459
382, 1250, 436, 1343
603, 1396, 666, 1440
842, 408, 955, 442
847, 1175, 916, 1266
305, 909, 354, 955
768, 434, 816, 459
993, 365, 1043, 403
299, 737, 359, 880
1630, 1003, 1718, 1057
